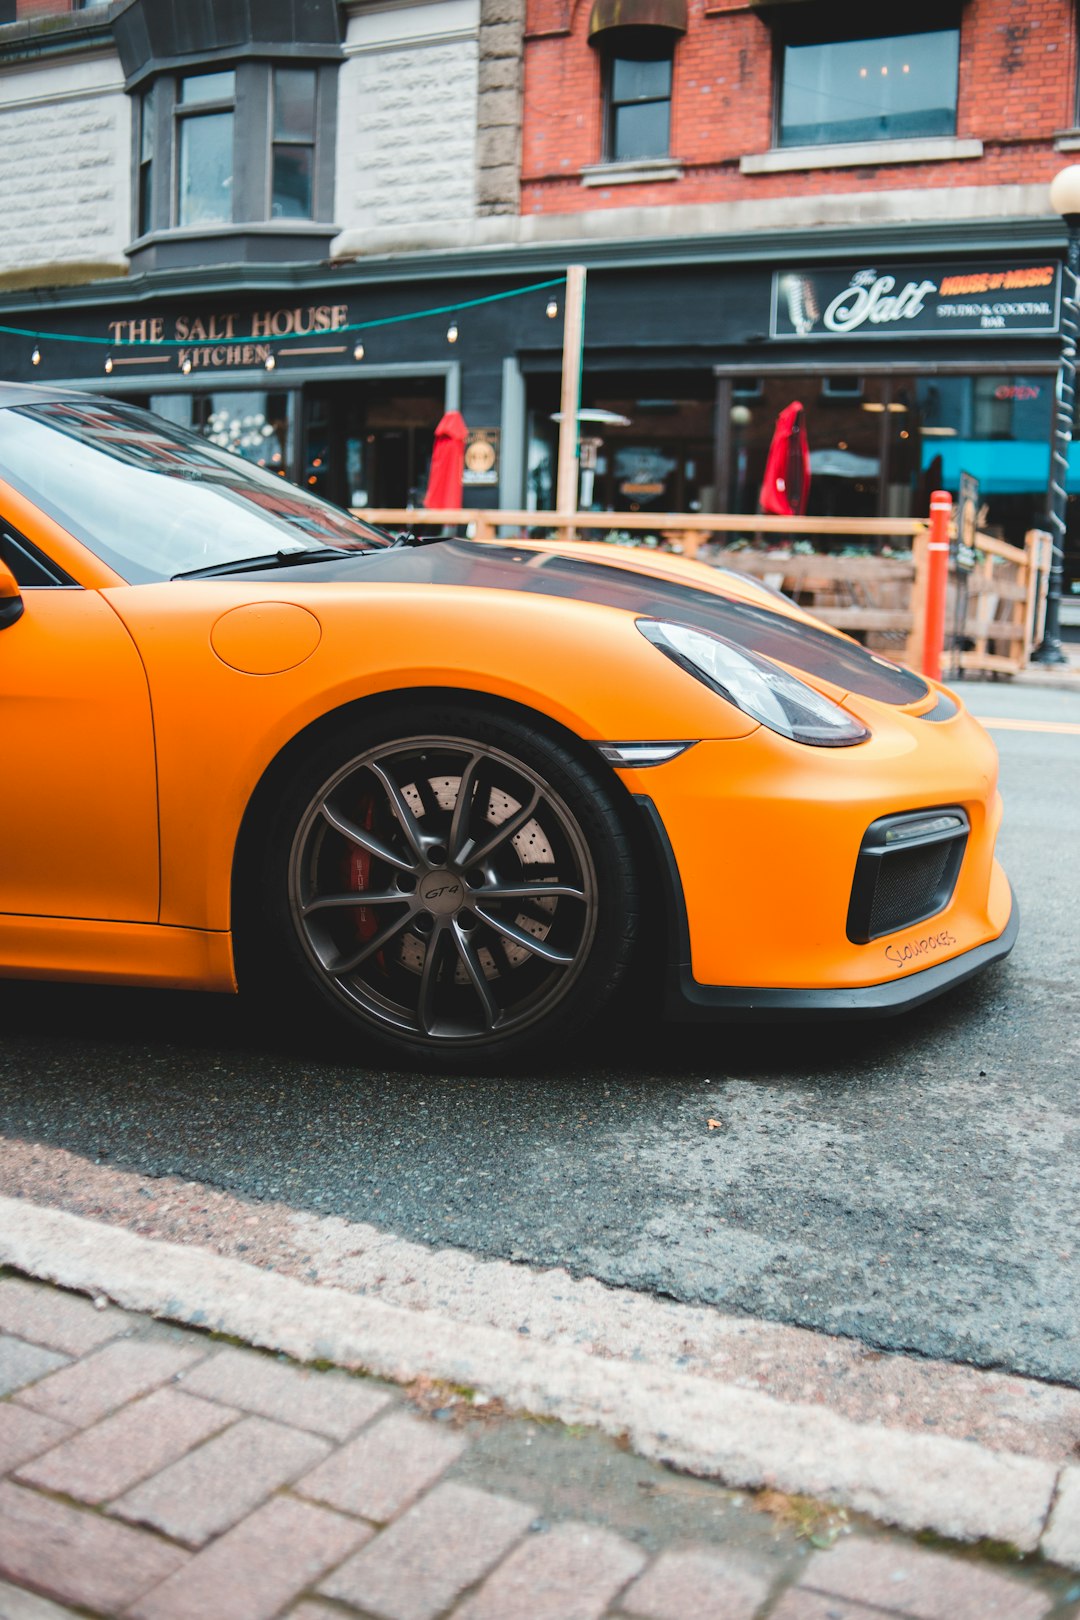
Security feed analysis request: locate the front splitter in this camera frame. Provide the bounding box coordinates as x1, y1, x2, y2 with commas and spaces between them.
667, 886, 1019, 1022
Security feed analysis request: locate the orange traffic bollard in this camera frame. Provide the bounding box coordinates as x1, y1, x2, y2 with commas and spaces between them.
923, 490, 952, 682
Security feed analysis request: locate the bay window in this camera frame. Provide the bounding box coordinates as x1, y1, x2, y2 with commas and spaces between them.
118, 1, 341, 270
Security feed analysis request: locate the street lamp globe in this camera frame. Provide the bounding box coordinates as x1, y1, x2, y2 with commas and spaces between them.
1050, 164, 1080, 222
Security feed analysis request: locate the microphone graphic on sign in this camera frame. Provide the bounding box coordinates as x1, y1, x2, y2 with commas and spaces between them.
781, 274, 820, 336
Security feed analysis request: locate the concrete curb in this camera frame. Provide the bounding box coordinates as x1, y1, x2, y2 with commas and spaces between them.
2, 1196, 1078, 1567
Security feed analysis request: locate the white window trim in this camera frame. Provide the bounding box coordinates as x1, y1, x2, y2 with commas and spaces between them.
740, 136, 982, 175
580, 157, 682, 185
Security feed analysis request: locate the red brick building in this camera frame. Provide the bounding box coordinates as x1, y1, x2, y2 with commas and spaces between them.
508, 0, 1080, 579
520, 0, 1075, 213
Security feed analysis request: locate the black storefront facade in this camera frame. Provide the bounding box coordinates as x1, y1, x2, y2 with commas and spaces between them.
1, 227, 1075, 581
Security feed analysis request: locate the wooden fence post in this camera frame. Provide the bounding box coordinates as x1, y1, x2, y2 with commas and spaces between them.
1025, 529, 1053, 656
907, 528, 929, 673
556, 265, 587, 543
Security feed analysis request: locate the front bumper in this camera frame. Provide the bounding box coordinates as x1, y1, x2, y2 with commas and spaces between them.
625, 704, 1017, 1021
668, 878, 1018, 1020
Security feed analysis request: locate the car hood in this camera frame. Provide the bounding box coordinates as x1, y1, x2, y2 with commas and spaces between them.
240, 537, 930, 708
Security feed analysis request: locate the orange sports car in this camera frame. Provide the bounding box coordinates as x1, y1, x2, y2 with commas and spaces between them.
0, 386, 1015, 1063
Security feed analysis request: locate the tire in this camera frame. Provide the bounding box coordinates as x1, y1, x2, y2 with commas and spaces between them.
251, 702, 640, 1067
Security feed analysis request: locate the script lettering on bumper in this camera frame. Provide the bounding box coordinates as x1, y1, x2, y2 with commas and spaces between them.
885, 930, 957, 970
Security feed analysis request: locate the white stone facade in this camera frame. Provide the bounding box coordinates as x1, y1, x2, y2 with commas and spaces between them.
335, 0, 479, 235
0, 51, 130, 275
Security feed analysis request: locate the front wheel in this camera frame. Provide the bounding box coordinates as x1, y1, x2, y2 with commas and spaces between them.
253, 705, 640, 1066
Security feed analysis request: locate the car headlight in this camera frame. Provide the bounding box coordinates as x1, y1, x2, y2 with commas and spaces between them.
638, 619, 870, 747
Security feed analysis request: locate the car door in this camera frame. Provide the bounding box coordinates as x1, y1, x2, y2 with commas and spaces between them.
0, 517, 159, 922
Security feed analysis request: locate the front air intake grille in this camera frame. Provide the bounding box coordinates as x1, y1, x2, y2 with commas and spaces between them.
847, 809, 969, 945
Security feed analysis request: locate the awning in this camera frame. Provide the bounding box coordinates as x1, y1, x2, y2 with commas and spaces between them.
589, 0, 687, 40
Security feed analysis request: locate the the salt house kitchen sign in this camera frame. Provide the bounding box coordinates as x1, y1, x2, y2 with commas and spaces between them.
771, 262, 1060, 340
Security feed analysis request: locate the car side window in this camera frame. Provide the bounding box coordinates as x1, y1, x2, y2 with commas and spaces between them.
0, 522, 74, 587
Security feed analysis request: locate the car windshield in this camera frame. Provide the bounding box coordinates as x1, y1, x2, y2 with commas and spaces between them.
0, 397, 395, 584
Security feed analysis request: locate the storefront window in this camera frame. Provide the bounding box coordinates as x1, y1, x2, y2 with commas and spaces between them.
525, 374, 712, 514
915, 375, 1052, 537
716, 372, 1053, 541
151, 391, 294, 477
708, 371, 1056, 541
778, 21, 959, 148
177, 72, 235, 227
744, 375, 917, 520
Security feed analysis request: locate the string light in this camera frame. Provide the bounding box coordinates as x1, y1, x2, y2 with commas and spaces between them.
0, 277, 568, 372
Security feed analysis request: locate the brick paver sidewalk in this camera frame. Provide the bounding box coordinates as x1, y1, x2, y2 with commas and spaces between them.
0, 1273, 1076, 1620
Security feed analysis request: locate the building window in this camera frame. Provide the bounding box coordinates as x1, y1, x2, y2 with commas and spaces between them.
117, 0, 342, 267
778, 19, 960, 148
138, 85, 154, 237
176, 71, 235, 227
602, 30, 674, 162
271, 68, 317, 218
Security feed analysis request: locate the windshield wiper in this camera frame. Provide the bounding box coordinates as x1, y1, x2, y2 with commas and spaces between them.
172, 547, 362, 581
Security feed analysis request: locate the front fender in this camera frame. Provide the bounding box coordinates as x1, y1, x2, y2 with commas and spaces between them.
105, 581, 756, 930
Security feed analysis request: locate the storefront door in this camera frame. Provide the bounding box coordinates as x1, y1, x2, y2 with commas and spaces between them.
302, 380, 444, 511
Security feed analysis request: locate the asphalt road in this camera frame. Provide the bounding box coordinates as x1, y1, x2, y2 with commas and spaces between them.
1, 678, 1078, 1386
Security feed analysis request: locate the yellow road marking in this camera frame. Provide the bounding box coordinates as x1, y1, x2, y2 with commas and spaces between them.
974, 717, 1080, 735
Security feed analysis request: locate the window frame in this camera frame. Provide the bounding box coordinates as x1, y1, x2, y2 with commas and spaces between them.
269, 66, 319, 221
771, 11, 962, 153
0, 521, 76, 590
174, 69, 237, 230
600, 28, 676, 165
137, 83, 155, 238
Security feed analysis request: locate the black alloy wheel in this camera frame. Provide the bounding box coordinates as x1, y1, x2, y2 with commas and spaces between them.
258, 705, 640, 1065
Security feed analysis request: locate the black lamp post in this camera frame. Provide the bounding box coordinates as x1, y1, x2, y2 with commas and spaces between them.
1033, 164, 1080, 664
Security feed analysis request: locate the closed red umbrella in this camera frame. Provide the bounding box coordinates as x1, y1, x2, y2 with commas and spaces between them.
759, 401, 811, 517
423, 410, 468, 509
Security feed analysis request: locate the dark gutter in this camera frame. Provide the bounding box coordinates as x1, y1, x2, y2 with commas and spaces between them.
0, 215, 1067, 317
0, 5, 117, 65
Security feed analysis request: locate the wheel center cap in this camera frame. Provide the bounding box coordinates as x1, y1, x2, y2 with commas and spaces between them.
419, 869, 465, 915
